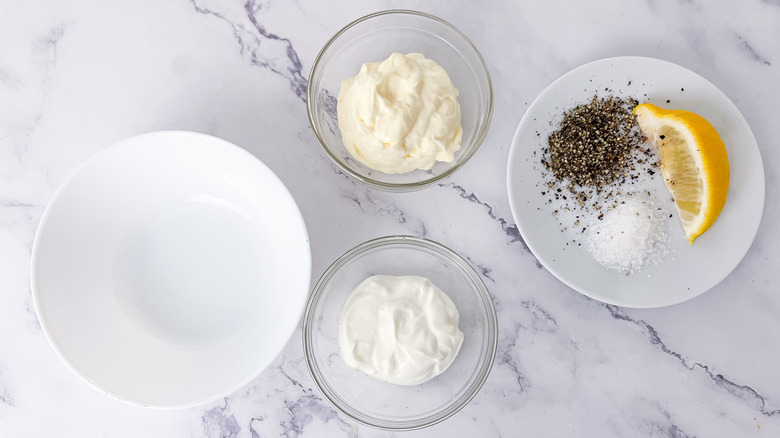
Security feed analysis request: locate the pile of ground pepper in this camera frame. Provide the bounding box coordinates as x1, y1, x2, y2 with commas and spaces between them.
541, 95, 651, 208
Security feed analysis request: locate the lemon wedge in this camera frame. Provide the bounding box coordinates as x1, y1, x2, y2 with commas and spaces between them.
633, 103, 729, 244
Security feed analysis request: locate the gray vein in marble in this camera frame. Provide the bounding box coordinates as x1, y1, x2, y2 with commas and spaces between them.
203, 398, 241, 438
441, 183, 542, 269
0, 367, 14, 407
280, 393, 357, 438
521, 299, 558, 333
657, 405, 692, 438
643, 402, 694, 438
418, 220, 429, 238
660, 409, 693, 437
606, 305, 780, 417
472, 260, 494, 282
663, 423, 694, 437
38, 24, 66, 63
340, 184, 430, 237
0, 69, 24, 89
277, 358, 307, 391
0, 201, 46, 258
326, 352, 339, 366
248, 418, 265, 438
318, 89, 339, 136
736, 34, 772, 66
0, 391, 12, 407
0, 200, 45, 210
240, 356, 360, 437
344, 188, 406, 224
190, 0, 307, 101
495, 300, 559, 394
25, 286, 42, 332
4, 24, 66, 156
244, 0, 307, 99
497, 321, 532, 392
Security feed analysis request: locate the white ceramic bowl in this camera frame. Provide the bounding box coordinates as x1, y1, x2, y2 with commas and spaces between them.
31, 131, 311, 407
303, 236, 497, 430
307, 10, 493, 191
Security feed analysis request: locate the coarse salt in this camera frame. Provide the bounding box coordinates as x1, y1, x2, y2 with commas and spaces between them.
587, 196, 671, 273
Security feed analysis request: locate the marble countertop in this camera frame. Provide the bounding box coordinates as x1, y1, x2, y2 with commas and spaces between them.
1, 0, 778, 436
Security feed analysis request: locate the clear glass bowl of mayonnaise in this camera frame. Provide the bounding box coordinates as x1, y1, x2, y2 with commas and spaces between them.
307, 10, 493, 191
302, 236, 498, 430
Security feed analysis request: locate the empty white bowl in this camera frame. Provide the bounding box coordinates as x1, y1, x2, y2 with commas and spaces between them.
31, 131, 311, 407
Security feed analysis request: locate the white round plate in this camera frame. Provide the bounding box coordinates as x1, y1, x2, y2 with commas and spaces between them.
507, 56, 765, 308
31, 131, 311, 407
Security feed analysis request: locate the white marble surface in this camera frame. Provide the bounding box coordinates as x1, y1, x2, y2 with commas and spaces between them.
1, 0, 778, 436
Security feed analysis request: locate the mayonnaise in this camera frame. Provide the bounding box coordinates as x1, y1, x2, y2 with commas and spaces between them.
338, 275, 464, 385
336, 53, 463, 174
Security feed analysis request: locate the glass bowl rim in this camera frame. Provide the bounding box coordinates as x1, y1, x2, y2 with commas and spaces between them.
306, 9, 495, 192
302, 235, 498, 430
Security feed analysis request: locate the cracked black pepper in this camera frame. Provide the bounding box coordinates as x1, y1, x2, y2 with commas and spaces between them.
541, 95, 648, 203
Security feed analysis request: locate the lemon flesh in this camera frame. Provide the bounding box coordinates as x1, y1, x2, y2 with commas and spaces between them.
633, 103, 729, 244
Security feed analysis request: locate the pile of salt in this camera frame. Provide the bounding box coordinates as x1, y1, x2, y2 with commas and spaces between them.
587, 196, 671, 274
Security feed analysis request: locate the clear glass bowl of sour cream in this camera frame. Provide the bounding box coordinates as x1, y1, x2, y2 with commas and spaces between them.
302, 236, 498, 430
307, 10, 493, 191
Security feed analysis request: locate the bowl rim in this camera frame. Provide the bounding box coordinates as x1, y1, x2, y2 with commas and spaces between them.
302, 235, 498, 430
306, 9, 494, 192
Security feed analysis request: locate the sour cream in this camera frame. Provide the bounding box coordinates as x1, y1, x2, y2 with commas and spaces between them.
336, 53, 463, 174
338, 275, 464, 385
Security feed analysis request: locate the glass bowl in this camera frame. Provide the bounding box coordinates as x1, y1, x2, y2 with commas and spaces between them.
307, 10, 494, 191
302, 236, 497, 430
